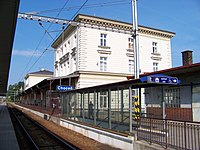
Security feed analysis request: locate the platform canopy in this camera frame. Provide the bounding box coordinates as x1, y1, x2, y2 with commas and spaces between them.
0, 0, 20, 95
59, 74, 180, 93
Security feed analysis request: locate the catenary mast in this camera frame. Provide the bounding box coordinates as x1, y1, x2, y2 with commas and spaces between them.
129, 0, 140, 132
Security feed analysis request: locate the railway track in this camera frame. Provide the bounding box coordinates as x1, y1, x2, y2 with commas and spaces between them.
9, 107, 79, 150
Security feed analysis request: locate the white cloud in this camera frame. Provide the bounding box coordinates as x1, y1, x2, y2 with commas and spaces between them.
12, 50, 42, 57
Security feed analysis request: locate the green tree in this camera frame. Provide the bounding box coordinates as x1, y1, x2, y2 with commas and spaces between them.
6, 81, 24, 101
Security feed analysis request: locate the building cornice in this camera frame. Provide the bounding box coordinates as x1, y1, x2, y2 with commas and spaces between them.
52, 25, 76, 49
75, 14, 175, 38
77, 70, 133, 77
52, 14, 176, 48
27, 74, 53, 78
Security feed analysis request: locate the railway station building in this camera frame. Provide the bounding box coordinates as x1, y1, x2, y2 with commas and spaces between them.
18, 14, 200, 123
15, 13, 200, 150
52, 13, 175, 89
50, 13, 175, 115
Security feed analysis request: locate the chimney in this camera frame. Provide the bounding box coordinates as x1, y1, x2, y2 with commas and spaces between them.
182, 50, 193, 66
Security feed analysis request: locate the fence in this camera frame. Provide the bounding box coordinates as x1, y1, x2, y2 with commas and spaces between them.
136, 117, 200, 150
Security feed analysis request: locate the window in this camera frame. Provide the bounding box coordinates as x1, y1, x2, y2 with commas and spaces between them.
193, 85, 200, 106
60, 65, 63, 76
152, 42, 157, 53
100, 91, 107, 108
100, 57, 107, 71
129, 60, 134, 73
73, 34, 77, 47
100, 33, 107, 46
153, 62, 158, 72
73, 58, 76, 72
67, 40, 70, 52
128, 38, 133, 49
164, 88, 180, 108
64, 43, 67, 54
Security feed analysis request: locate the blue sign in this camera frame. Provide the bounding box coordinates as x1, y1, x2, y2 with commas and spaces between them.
147, 76, 178, 84
56, 85, 73, 91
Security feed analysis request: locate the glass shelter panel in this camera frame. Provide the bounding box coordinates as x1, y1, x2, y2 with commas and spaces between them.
96, 90, 109, 128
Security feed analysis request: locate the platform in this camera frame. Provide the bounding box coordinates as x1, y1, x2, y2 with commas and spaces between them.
0, 102, 20, 150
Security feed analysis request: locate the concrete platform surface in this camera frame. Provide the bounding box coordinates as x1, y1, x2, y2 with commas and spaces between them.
0, 103, 19, 150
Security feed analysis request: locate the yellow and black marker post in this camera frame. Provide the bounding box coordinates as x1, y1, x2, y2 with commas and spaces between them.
134, 96, 140, 120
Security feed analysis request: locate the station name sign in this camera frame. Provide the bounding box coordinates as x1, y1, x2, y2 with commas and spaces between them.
147, 76, 178, 84
56, 85, 73, 91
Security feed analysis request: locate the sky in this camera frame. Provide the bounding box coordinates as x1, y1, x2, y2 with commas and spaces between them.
9, 0, 200, 85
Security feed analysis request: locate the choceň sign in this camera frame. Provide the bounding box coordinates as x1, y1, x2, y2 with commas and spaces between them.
56, 85, 73, 91
147, 76, 178, 84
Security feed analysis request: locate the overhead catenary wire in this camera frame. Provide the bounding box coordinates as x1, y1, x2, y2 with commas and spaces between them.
39, 22, 54, 40
18, 0, 71, 81
25, 0, 89, 75
17, 32, 47, 81
18, 0, 131, 82
26, 0, 130, 15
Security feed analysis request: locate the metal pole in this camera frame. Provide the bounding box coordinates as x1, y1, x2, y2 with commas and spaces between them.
50, 80, 52, 111
83, 92, 85, 120
94, 91, 96, 125
74, 93, 77, 121
129, 86, 133, 133
132, 0, 140, 132
108, 89, 111, 129
162, 86, 166, 120
76, 26, 79, 71
132, 0, 140, 80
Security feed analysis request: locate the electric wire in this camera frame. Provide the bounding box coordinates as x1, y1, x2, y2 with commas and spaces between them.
27, 0, 130, 15
17, 32, 47, 81
138, 2, 200, 32
18, 0, 70, 81
25, 0, 89, 74
39, 22, 54, 40
18, 0, 129, 81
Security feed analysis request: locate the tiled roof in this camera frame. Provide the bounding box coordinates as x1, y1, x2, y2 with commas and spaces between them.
29, 69, 53, 76
127, 62, 200, 80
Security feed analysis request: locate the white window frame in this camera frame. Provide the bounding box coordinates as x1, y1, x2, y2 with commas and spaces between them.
100, 57, 107, 71
73, 57, 76, 72
128, 37, 133, 49
100, 91, 107, 108
152, 42, 158, 53
164, 88, 180, 108
100, 33, 107, 46
67, 40, 70, 52
153, 62, 158, 72
129, 59, 134, 73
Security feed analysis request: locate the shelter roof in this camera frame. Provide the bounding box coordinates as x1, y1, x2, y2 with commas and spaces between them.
0, 0, 20, 95
127, 62, 200, 80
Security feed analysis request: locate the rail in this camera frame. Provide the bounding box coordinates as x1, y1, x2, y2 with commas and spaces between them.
10, 107, 78, 150
136, 117, 200, 150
